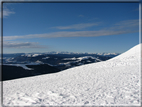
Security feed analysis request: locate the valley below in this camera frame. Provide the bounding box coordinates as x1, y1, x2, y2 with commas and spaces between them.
2, 52, 118, 81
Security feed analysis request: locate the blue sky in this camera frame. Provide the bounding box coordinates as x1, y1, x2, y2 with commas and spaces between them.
3, 2, 139, 53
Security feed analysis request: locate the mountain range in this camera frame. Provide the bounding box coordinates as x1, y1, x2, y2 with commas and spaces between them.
2, 52, 119, 80
2, 52, 117, 81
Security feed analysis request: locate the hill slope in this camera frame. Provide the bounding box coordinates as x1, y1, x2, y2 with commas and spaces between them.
3, 44, 141, 106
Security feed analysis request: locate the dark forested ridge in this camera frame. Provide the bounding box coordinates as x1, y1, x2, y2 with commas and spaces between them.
2, 64, 60, 81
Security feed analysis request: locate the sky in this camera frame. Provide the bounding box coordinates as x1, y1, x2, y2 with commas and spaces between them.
2, 2, 139, 54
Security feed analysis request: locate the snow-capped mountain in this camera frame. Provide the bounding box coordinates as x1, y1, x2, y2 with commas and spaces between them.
3, 44, 141, 106
3, 52, 119, 58
96, 52, 120, 57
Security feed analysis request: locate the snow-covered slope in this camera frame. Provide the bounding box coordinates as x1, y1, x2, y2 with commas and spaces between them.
3, 44, 141, 106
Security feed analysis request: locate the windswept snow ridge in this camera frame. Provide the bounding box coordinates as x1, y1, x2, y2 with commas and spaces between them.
3, 44, 141, 106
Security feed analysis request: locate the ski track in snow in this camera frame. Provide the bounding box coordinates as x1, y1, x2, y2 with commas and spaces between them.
3, 44, 141, 106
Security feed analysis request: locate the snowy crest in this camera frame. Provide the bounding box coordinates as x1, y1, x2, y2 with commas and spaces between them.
113, 43, 141, 59
106, 43, 141, 67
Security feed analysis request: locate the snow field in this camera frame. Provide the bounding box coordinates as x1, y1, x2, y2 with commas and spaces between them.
3, 44, 141, 106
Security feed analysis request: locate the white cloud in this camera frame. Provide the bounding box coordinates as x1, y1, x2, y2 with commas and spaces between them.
3, 19, 139, 41
3, 30, 137, 41
0, 4, 15, 18
2, 9, 15, 17
133, 7, 139, 11
114, 19, 139, 29
3, 41, 44, 48
78, 14, 84, 17
3, 35, 26, 40
52, 23, 99, 30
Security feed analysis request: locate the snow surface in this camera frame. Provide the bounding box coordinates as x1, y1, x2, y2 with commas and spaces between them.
77, 56, 95, 60
63, 57, 77, 60
3, 64, 33, 70
32, 54, 41, 57
42, 57, 50, 59
63, 56, 99, 61
59, 62, 71, 67
3, 44, 141, 106
60, 56, 101, 66
21, 53, 42, 57
3, 61, 45, 70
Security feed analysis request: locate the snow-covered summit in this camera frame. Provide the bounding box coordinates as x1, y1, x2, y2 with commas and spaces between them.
103, 43, 141, 67
3, 44, 141, 106
111, 43, 141, 60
